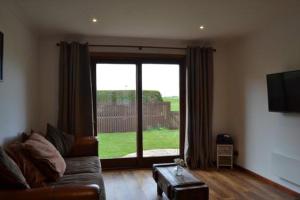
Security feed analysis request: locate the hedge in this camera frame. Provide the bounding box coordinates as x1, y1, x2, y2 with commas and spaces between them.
97, 90, 163, 104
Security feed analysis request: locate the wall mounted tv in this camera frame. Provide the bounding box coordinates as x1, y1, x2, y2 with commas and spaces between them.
267, 70, 300, 112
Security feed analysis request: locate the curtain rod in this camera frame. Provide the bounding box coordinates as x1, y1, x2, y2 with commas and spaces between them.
56, 43, 216, 51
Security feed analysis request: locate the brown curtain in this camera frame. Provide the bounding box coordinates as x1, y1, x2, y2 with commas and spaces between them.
58, 41, 95, 136
185, 47, 214, 169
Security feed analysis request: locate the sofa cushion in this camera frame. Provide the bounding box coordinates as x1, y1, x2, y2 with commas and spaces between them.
46, 124, 74, 157
49, 173, 106, 200
6, 143, 47, 188
64, 156, 101, 175
0, 147, 30, 189
23, 133, 66, 181
49, 173, 102, 186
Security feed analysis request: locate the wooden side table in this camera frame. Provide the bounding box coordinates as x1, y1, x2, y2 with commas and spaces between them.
217, 144, 233, 168
152, 163, 209, 200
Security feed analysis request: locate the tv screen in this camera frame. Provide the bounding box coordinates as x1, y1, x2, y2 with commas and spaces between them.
267, 70, 300, 112
0, 31, 3, 81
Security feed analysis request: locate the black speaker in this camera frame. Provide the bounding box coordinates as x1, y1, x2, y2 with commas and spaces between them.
216, 134, 233, 144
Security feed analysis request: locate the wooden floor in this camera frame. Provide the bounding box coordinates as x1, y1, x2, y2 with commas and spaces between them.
102, 168, 298, 200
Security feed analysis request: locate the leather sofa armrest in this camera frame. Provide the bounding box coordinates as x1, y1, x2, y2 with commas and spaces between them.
0, 184, 100, 200
67, 137, 98, 157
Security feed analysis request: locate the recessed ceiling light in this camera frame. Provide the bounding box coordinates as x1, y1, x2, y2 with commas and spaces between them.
199, 25, 205, 30
91, 18, 98, 23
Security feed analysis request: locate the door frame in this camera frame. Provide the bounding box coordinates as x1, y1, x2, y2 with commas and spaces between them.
91, 52, 186, 169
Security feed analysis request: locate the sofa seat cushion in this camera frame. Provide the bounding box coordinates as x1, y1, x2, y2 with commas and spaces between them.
49, 173, 102, 186
48, 173, 106, 200
64, 156, 101, 175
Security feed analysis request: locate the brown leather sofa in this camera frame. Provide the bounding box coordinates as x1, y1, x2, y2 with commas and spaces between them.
0, 137, 106, 200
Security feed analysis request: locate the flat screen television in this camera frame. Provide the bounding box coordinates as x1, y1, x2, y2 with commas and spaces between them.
267, 70, 300, 112
0, 31, 3, 81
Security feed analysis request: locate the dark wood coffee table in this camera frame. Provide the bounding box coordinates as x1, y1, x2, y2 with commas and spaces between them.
153, 163, 209, 200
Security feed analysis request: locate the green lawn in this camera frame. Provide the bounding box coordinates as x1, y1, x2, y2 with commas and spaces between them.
97, 128, 179, 159
163, 97, 179, 112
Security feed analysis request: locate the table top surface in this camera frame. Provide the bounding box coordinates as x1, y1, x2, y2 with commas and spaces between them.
153, 164, 204, 187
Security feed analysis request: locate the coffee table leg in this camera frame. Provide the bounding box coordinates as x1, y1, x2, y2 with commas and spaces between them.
157, 185, 163, 196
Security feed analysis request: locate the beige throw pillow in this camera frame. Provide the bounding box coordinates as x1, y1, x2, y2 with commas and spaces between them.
23, 133, 66, 181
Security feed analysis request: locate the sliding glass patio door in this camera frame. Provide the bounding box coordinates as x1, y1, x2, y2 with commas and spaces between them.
92, 54, 185, 168
142, 64, 180, 157
96, 63, 137, 159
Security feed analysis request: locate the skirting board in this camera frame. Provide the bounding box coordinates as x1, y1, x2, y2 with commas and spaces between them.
235, 165, 300, 197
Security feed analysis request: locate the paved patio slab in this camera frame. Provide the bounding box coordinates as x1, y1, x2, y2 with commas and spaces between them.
123, 149, 179, 158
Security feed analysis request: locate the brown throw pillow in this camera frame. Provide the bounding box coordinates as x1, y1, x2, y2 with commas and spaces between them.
23, 133, 66, 181
6, 143, 47, 187
46, 124, 74, 157
0, 147, 30, 189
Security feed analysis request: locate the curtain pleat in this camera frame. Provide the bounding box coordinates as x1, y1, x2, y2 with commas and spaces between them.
58, 42, 94, 137
185, 47, 214, 169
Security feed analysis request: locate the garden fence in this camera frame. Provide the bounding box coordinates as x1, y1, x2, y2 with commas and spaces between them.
97, 102, 179, 133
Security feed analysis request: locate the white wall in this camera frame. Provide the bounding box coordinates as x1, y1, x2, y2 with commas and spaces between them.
0, 1, 39, 144
1, 0, 298, 193
38, 36, 60, 132
212, 41, 230, 135
38, 36, 230, 139
227, 11, 300, 192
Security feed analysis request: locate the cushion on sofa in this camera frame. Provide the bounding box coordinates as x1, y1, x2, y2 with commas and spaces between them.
23, 133, 66, 181
6, 143, 47, 188
0, 147, 30, 189
64, 156, 101, 175
49, 173, 106, 200
46, 123, 74, 157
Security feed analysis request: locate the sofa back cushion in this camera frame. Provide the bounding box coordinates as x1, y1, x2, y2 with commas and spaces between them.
46, 124, 74, 157
23, 133, 66, 181
6, 143, 47, 187
0, 147, 29, 189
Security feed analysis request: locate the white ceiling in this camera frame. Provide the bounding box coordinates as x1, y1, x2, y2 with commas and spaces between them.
12, 0, 300, 40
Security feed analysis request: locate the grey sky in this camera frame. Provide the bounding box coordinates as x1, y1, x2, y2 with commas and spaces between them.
96, 63, 179, 97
